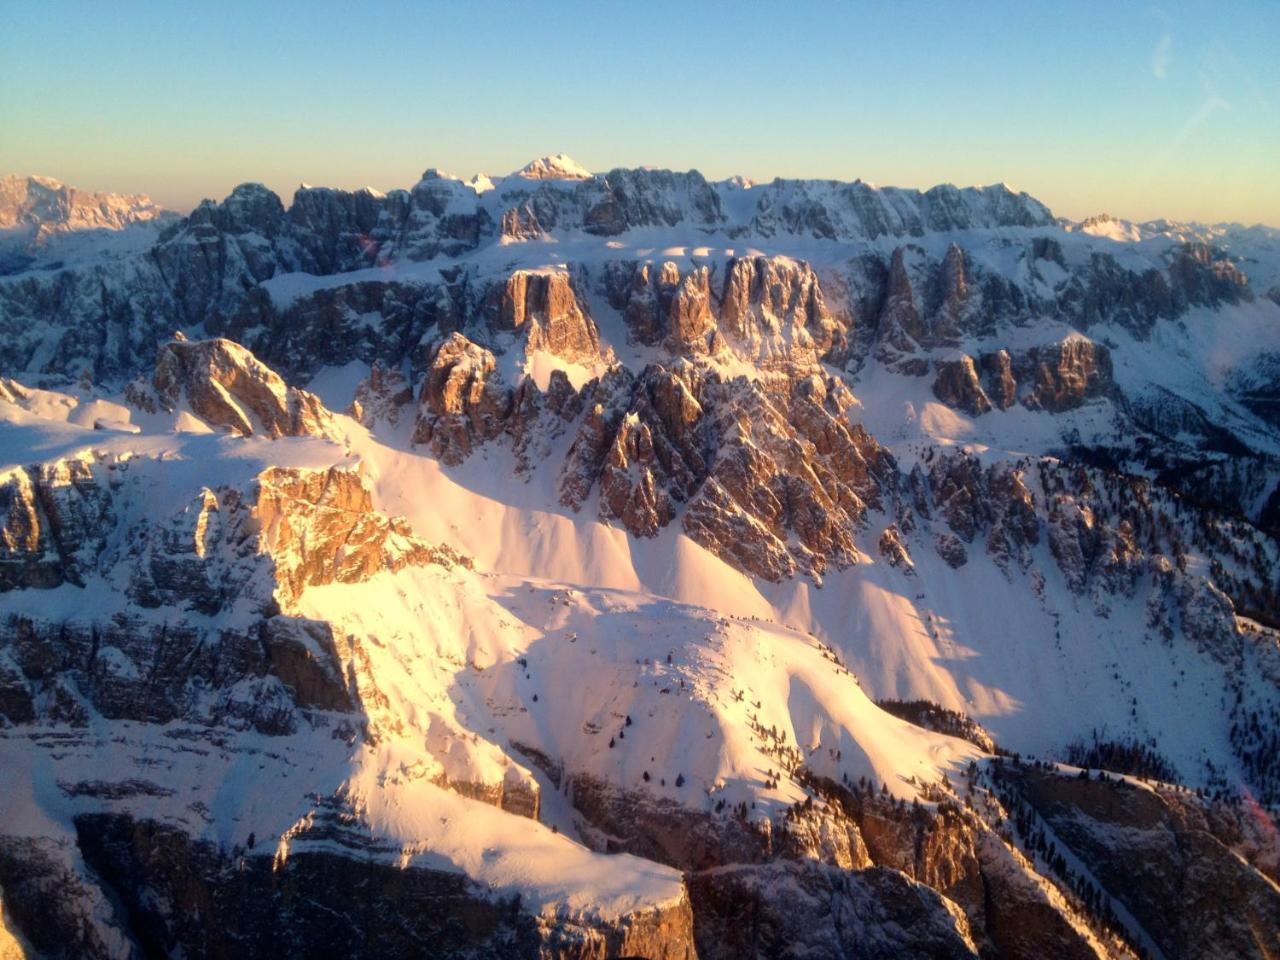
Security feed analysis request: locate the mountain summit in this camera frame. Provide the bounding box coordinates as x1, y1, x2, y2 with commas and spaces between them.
514, 152, 593, 180
0, 173, 169, 235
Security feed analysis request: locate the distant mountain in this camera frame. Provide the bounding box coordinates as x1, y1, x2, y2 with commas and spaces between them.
0, 159, 1278, 959
0, 173, 176, 274
514, 152, 594, 180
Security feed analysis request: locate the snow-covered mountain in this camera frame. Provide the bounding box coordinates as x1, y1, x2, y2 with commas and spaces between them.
0, 174, 176, 276
0, 160, 1278, 959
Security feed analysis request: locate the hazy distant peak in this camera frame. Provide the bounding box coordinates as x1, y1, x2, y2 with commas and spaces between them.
514, 153, 592, 181
0, 173, 169, 234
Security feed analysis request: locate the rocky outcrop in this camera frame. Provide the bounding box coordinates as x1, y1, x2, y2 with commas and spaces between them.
64, 814, 518, 959
1006, 766, 1280, 960
348, 362, 413, 427
932, 355, 992, 415
253, 465, 464, 608
139, 335, 336, 437
878, 523, 914, 573
688, 861, 978, 959
602, 255, 847, 366
0, 458, 464, 733
604, 261, 720, 354
0, 452, 459, 611
875, 246, 929, 358
1021, 338, 1114, 412
499, 270, 601, 363
0, 455, 116, 590
932, 339, 1114, 416
31, 812, 698, 960
717, 256, 846, 365
411, 333, 512, 464
1168, 242, 1252, 308
558, 364, 893, 581
558, 763, 1123, 960
979, 349, 1018, 409
1, 611, 353, 732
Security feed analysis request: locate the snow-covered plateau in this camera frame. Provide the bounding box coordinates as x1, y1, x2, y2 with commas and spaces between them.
0, 158, 1277, 959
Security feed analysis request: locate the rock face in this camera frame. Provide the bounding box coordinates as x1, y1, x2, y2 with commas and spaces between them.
552, 764, 1134, 960
603, 256, 846, 367
41, 813, 696, 960
612, 261, 721, 355
0, 455, 116, 590
0, 455, 457, 613
141, 336, 336, 437
1005, 766, 1280, 960
0, 456, 463, 733
253, 465, 462, 607
932, 339, 1114, 416
348, 361, 413, 427
412, 333, 512, 464
1020, 339, 1114, 412
556, 363, 893, 582
688, 861, 978, 960
499, 270, 601, 363
933, 355, 993, 415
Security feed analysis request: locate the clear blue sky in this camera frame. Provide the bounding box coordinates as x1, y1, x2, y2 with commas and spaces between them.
2, 1, 1277, 224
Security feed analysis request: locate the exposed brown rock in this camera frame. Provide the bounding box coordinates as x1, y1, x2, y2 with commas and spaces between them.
412, 332, 512, 464
930, 340, 1113, 416
878, 523, 915, 574
935, 533, 969, 568
876, 246, 928, 355
932, 355, 993, 415
1021, 338, 1113, 412
717, 256, 846, 366
0, 456, 116, 590
500, 270, 601, 364
151, 336, 335, 437
979, 349, 1018, 409
253, 465, 464, 608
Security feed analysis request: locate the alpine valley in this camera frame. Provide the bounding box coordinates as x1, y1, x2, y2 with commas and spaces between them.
0, 158, 1278, 960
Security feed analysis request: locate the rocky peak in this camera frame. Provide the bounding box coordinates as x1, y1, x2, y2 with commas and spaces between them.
876, 246, 929, 358
499, 270, 602, 364
561, 363, 893, 582
139, 336, 336, 438
288, 185, 390, 273
607, 255, 845, 367
932, 355, 993, 416
1168, 242, 1251, 307
609, 260, 719, 353
1023, 338, 1114, 412
412, 332, 512, 464
191, 182, 288, 239
252, 465, 465, 609
582, 167, 724, 236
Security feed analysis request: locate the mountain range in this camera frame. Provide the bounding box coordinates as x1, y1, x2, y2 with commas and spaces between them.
0, 157, 1278, 960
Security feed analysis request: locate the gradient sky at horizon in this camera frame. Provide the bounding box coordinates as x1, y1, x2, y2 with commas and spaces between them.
2, 0, 1277, 224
